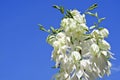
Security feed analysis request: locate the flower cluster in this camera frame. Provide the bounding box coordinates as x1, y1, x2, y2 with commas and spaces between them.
46, 9, 113, 80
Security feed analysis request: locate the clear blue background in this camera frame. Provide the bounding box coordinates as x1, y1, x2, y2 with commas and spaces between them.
0, 0, 120, 80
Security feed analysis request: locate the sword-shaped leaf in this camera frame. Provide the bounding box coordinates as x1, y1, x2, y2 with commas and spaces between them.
53, 5, 64, 14
88, 3, 98, 11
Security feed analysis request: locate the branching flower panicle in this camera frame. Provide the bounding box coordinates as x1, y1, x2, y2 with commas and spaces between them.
39, 3, 113, 80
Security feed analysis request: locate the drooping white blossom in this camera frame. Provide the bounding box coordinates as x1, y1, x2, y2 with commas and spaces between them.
90, 43, 99, 56
99, 28, 109, 38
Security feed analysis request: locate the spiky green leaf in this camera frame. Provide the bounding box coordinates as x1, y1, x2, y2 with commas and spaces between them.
65, 10, 73, 18
60, 6, 64, 14
84, 37, 92, 41
52, 5, 60, 9
98, 27, 104, 31
39, 24, 46, 31
52, 5, 64, 14
98, 17, 106, 23
86, 12, 98, 18
38, 24, 50, 33
88, 3, 98, 11
90, 25, 96, 29
50, 26, 55, 31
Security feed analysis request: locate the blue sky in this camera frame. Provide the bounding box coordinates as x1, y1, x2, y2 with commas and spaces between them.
0, 0, 120, 80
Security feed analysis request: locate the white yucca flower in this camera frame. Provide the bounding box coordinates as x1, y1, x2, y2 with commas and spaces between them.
99, 28, 109, 38
71, 51, 81, 60
90, 43, 99, 56
91, 29, 100, 38
44, 9, 113, 80
70, 10, 86, 23
98, 39, 111, 50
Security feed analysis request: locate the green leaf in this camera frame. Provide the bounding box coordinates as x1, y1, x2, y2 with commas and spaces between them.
38, 24, 51, 33
88, 3, 98, 11
50, 26, 55, 31
51, 64, 60, 68
90, 25, 96, 29
39, 24, 46, 31
56, 28, 63, 33
51, 66, 56, 68
66, 10, 73, 18
98, 27, 104, 31
52, 5, 60, 9
84, 37, 92, 40
70, 36, 73, 44
52, 5, 64, 14
60, 6, 64, 14
47, 35, 55, 40
50, 26, 58, 34
86, 12, 98, 18
94, 22, 98, 27
47, 29, 50, 32
98, 17, 106, 23
94, 12, 98, 18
